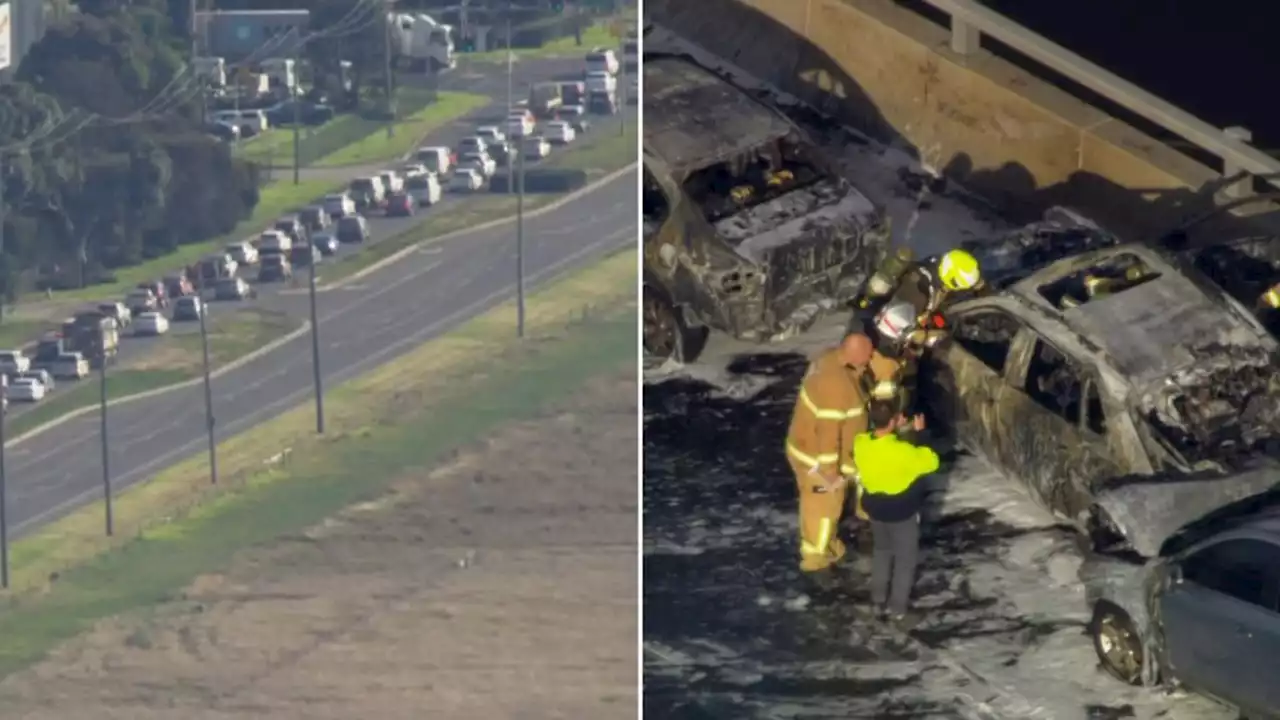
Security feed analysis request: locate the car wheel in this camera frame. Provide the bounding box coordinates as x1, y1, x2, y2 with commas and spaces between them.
1091, 602, 1148, 686
643, 284, 708, 364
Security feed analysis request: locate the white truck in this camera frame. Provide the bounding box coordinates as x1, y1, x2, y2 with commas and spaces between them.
194, 56, 227, 87
389, 13, 456, 72
260, 58, 298, 94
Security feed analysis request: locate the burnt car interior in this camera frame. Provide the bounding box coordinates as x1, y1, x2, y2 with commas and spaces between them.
681, 136, 820, 224
950, 310, 1105, 435
1037, 253, 1162, 310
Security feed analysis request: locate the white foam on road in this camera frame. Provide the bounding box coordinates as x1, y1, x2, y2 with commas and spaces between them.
642, 29, 1234, 719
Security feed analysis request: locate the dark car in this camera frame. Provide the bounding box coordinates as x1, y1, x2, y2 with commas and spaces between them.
172, 295, 203, 321
290, 244, 321, 268
257, 255, 293, 283
313, 232, 340, 256
206, 122, 238, 141
336, 215, 369, 244
385, 192, 415, 217
264, 100, 335, 127
273, 216, 307, 244
299, 205, 331, 233
163, 272, 194, 298
1081, 501, 1280, 716
213, 277, 256, 301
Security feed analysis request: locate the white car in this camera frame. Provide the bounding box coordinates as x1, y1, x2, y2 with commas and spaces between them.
323, 193, 356, 218
257, 229, 292, 254
585, 70, 617, 94
543, 120, 576, 144
414, 146, 453, 175
400, 162, 428, 176
378, 170, 404, 194
7, 378, 45, 402
507, 112, 535, 138
457, 136, 489, 157
449, 168, 484, 192
0, 350, 30, 375
523, 136, 552, 160
405, 172, 442, 206
459, 151, 496, 177
225, 241, 258, 265
475, 125, 507, 147
134, 312, 170, 336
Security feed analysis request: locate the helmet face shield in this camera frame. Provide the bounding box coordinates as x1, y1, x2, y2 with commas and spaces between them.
939, 249, 981, 291
874, 301, 916, 344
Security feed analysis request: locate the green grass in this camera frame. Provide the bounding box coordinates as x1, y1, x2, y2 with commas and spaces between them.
233, 128, 297, 166
6, 310, 301, 438
468, 20, 626, 61
312, 92, 488, 167
0, 319, 57, 351
0, 253, 635, 678
50, 179, 339, 305
7, 369, 189, 439
543, 121, 637, 175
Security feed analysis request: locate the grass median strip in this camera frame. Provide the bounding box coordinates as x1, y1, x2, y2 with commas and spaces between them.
465, 21, 621, 62
543, 121, 637, 177
0, 249, 635, 678
6, 309, 302, 439
314, 92, 489, 167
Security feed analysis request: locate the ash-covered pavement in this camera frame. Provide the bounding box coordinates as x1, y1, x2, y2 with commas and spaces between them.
642, 30, 1234, 720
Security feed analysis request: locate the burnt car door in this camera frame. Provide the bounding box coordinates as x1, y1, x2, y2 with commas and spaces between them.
922, 304, 1025, 455
992, 331, 1125, 522
1159, 537, 1280, 713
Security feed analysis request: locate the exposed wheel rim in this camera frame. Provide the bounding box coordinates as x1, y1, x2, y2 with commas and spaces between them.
643, 294, 678, 359
1096, 613, 1143, 684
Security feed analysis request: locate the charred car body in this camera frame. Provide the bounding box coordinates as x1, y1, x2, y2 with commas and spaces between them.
919, 210, 1280, 713
641, 47, 890, 363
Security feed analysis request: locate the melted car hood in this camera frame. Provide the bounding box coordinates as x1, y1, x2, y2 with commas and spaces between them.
1093, 462, 1280, 557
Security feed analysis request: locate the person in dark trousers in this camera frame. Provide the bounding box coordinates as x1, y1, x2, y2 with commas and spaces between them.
852, 399, 939, 629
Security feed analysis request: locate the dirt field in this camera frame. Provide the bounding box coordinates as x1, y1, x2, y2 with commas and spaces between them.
0, 372, 639, 720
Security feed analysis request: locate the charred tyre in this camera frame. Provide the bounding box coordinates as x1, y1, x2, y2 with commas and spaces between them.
643, 284, 707, 363
1090, 601, 1147, 686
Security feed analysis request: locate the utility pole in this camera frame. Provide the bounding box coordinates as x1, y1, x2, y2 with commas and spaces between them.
99, 352, 113, 537
292, 28, 302, 185
308, 257, 325, 433
0, 379, 9, 590
506, 15, 513, 195
192, 0, 207, 128
0, 155, 6, 324
618, 40, 626, 137
516, 135, 526, 338
384, 11, 395, 140
198, 300, 218, 484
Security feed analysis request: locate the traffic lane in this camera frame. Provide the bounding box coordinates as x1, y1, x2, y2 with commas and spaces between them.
7, 174, 637, 532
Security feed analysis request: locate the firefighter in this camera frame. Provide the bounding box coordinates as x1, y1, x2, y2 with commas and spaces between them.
785, 332, 892, 579
853, 399, 939, 629
856, 247, 986, 327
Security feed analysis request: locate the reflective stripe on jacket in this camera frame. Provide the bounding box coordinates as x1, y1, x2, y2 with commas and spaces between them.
786, 348, 867, 475
852, 431, 940, 496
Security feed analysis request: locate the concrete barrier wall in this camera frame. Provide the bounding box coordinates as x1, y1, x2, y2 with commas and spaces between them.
647, 0, 1234, 238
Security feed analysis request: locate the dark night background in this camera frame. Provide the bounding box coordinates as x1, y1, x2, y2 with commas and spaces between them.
915, 0, 1279, 154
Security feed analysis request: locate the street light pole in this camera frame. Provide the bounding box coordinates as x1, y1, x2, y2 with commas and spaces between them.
506, 15, 514, 196
308, 258, 325, 433
0, 379, 9, 590
292, 32, 302, 185
198, 300, 218, 484
516, 136, 526, 338
99, 352, 113, 537
384, 11, 395, 140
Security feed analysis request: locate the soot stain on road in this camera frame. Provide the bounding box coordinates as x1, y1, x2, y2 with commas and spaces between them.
644, 352, 1082, 717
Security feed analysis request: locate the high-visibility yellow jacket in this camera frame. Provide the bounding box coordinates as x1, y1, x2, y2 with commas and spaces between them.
853, 430, 940, 522
786, 348, 901, 476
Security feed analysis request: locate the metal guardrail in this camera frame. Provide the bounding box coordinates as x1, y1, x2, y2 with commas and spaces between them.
920, 0, 1279, 198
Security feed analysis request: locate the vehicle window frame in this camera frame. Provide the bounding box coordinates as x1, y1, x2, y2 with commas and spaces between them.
1080, 377, 1107, 437
642, 163, 672, 230
1015, 332, 1090, 427
947, 306, 1025, 376
1178, 537, 1280, 613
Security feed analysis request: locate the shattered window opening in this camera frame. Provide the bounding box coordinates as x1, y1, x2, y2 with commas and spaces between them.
951, 310, 1020, 374
681, 135, 821, 224
1084, 379, 1106, 436
1038, 252, 1162, 311
1024, 338, 1084, 426
643, 165, 670, 236
1179, 538, 1280, 611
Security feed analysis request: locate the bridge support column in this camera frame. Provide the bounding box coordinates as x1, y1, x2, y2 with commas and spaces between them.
473, 24, 493, 52
1222, 126, 1253, 199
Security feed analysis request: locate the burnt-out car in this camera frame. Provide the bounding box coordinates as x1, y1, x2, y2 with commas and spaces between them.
921, 238, 1280, 557
640, 51, 889, 363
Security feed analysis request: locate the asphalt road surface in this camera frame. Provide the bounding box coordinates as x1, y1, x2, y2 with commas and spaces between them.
4, 55, 633, 422
6, 169, 635, 536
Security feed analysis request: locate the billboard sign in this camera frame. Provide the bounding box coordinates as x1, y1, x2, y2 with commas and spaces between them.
0, 2, 11, 71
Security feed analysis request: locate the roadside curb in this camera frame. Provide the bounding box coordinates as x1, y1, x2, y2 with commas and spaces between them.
6, 322, 312, 448
323, 162, 638, 289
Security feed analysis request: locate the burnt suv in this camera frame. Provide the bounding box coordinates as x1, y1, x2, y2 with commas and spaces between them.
641, 53, 889, 363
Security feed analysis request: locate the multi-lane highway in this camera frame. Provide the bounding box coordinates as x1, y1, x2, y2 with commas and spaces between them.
7, 162, 636, 536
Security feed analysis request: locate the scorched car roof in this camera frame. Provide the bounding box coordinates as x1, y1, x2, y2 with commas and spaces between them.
1009, 245, 1274, 386
643, 55, 794, 175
